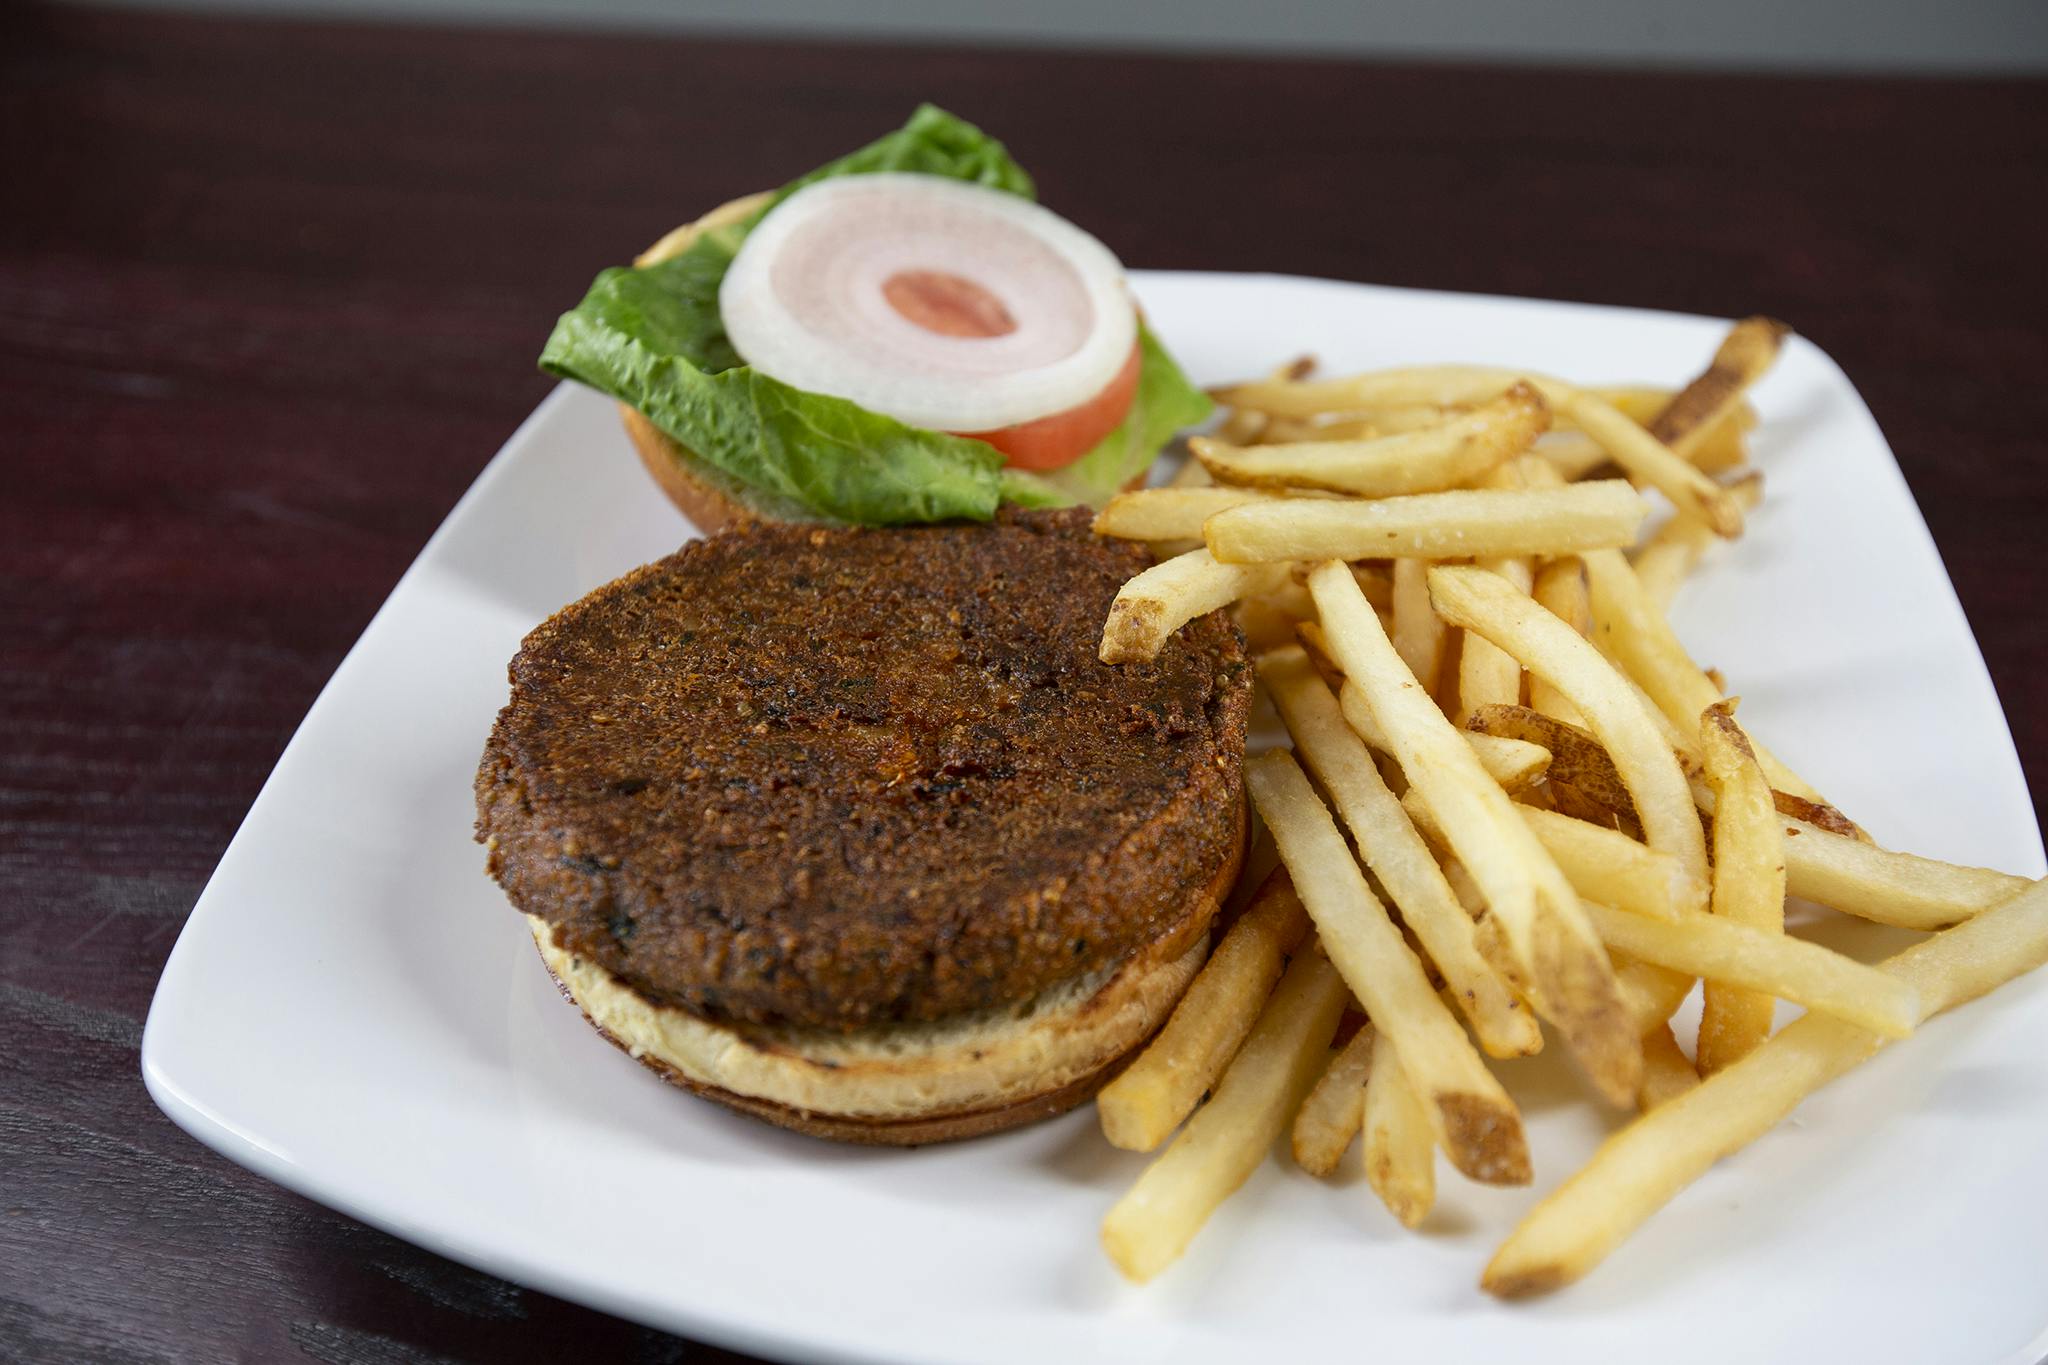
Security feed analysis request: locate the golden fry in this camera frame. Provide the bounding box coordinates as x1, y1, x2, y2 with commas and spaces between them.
1362, 1029, 1437, 1228
1292, 1023, 1375, 1177
1100, 549, 1288, 664
1307, 562, 1638, 1106
1696, 703, 1788, 1073
1098, 868, 1311, 1151
1192, 383, 1546, 496
1102, 945, 1349, 1282
1262, 650, 1543, 1058
1246, 750, 1531, 1182
1484, 874, 2048, 1297
1205, 482, 1648, 565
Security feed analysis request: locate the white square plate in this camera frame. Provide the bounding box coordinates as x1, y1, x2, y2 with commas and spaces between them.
145, 272, 2047, 1365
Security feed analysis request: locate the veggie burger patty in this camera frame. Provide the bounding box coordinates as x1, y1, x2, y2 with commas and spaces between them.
476, 508, 1251, 1034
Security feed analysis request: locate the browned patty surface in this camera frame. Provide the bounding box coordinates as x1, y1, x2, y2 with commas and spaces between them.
475, 508, 1251, 1031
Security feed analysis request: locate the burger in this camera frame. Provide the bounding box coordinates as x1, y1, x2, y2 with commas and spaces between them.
482, 110, 1245, 1144
538, 104, 1211, 531
475, 511, 1251, 1142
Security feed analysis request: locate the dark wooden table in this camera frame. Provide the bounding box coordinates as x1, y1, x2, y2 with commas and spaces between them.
4, 5, 2043, 1359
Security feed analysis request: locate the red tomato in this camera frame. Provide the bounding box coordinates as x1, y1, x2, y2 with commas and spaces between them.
957, 343, 1142, 472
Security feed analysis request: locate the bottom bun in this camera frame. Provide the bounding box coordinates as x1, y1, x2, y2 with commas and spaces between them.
526, 826, 1240, 1145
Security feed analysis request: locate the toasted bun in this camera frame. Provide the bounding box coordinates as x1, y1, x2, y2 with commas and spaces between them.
626, 193, 824, 533
524, 812, 1241, 1145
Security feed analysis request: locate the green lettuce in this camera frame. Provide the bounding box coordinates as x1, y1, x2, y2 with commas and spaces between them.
540, 104, 1210, 526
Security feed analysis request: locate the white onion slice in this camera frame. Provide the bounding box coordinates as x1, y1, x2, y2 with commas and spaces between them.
719, 173, 1138, 434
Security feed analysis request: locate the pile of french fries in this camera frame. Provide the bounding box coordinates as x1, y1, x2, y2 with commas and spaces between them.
1090, 320, 2048, 1295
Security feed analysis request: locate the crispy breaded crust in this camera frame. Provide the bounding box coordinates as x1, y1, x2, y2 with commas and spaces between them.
477, 510, 1251, 1031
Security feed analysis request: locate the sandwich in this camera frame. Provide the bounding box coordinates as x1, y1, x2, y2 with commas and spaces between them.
539, 105, 1211, 531
475, 509, 1251, 1142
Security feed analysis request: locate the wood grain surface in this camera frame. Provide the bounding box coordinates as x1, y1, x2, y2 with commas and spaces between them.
2, 5, 2043, 1360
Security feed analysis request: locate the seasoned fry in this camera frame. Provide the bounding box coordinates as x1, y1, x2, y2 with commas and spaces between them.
1093, 486, 1281, 543
1582, 546, 1833, 809
1205, 482, 1647, 565
1246, 750, 1531, 1182
1636, 1024, 1700, 1111
1648, 318, 1790, 461
1098, 869, 1310, 1151
1102, 944, 1350, 1282
1100, 549, 1289, 664
1484, 874, 2048, 1297
1390, 558, 1447, 699
1632, 471, 1764, 610
1292, 1023, 1375, 1176
1362, 1030, 1436, 1228
1528, 557, 1590, 725
1582, 902, 1915, 1038
1696, 703, 1789, 1072
1428, 564, 1708, 883
1262, 650, 1542, 1058
1307, 562, 1639, 1106
1192, 383, 1547, 496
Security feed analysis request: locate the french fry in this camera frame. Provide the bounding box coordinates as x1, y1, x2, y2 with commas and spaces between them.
1559, 388, 1745, 537
1166, 449, 1219, 487
1686, 404, 1756, 473
1532, 432, 1609, 482
1292, 1023, 1375, 1176
1191, 383, 1547, 496
1582, 546, 1834, 809
1215, 364, 1533, 415
1513, 803, 1707, 920
1262, 650, 1542, 1059
1098, 869, 1310, 1151
1093, 486, 1282, 543
1528, 557, 1590, 725
1636, 1023, 1700, 1111
1390, 558, 1447, 699
1776, 816, 2031, 931
1246, 750, 1531, 1182
1307, 562, 1639, 1106
1265, 414, 1380, 443
1484, 873, 2048, 1297
1696, 703, 1789, 1072
1648, 318, 1790, 462
1205, 482, 1647, 565
1218, 365, 1743, 533
1427, 564, 1708, 883
1362, 1030, 1437, 1228
1612, 953, 1695, 1035
1541, 738, 2023, 931
1586, 385, 1677, 423
1456, 468, 1536, 724
1582, 902, 1915, 1038
1099, 549, 1289, 664
1339, 683, 1548, 795
1632, 471, 1765, 610
1102, 943, 1349, 1282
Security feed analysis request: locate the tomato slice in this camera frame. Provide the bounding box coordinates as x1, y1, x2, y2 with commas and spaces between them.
956, 343, 1142, 472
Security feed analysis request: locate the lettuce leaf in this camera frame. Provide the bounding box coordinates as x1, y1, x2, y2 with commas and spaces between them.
540, 103, 1207, 525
